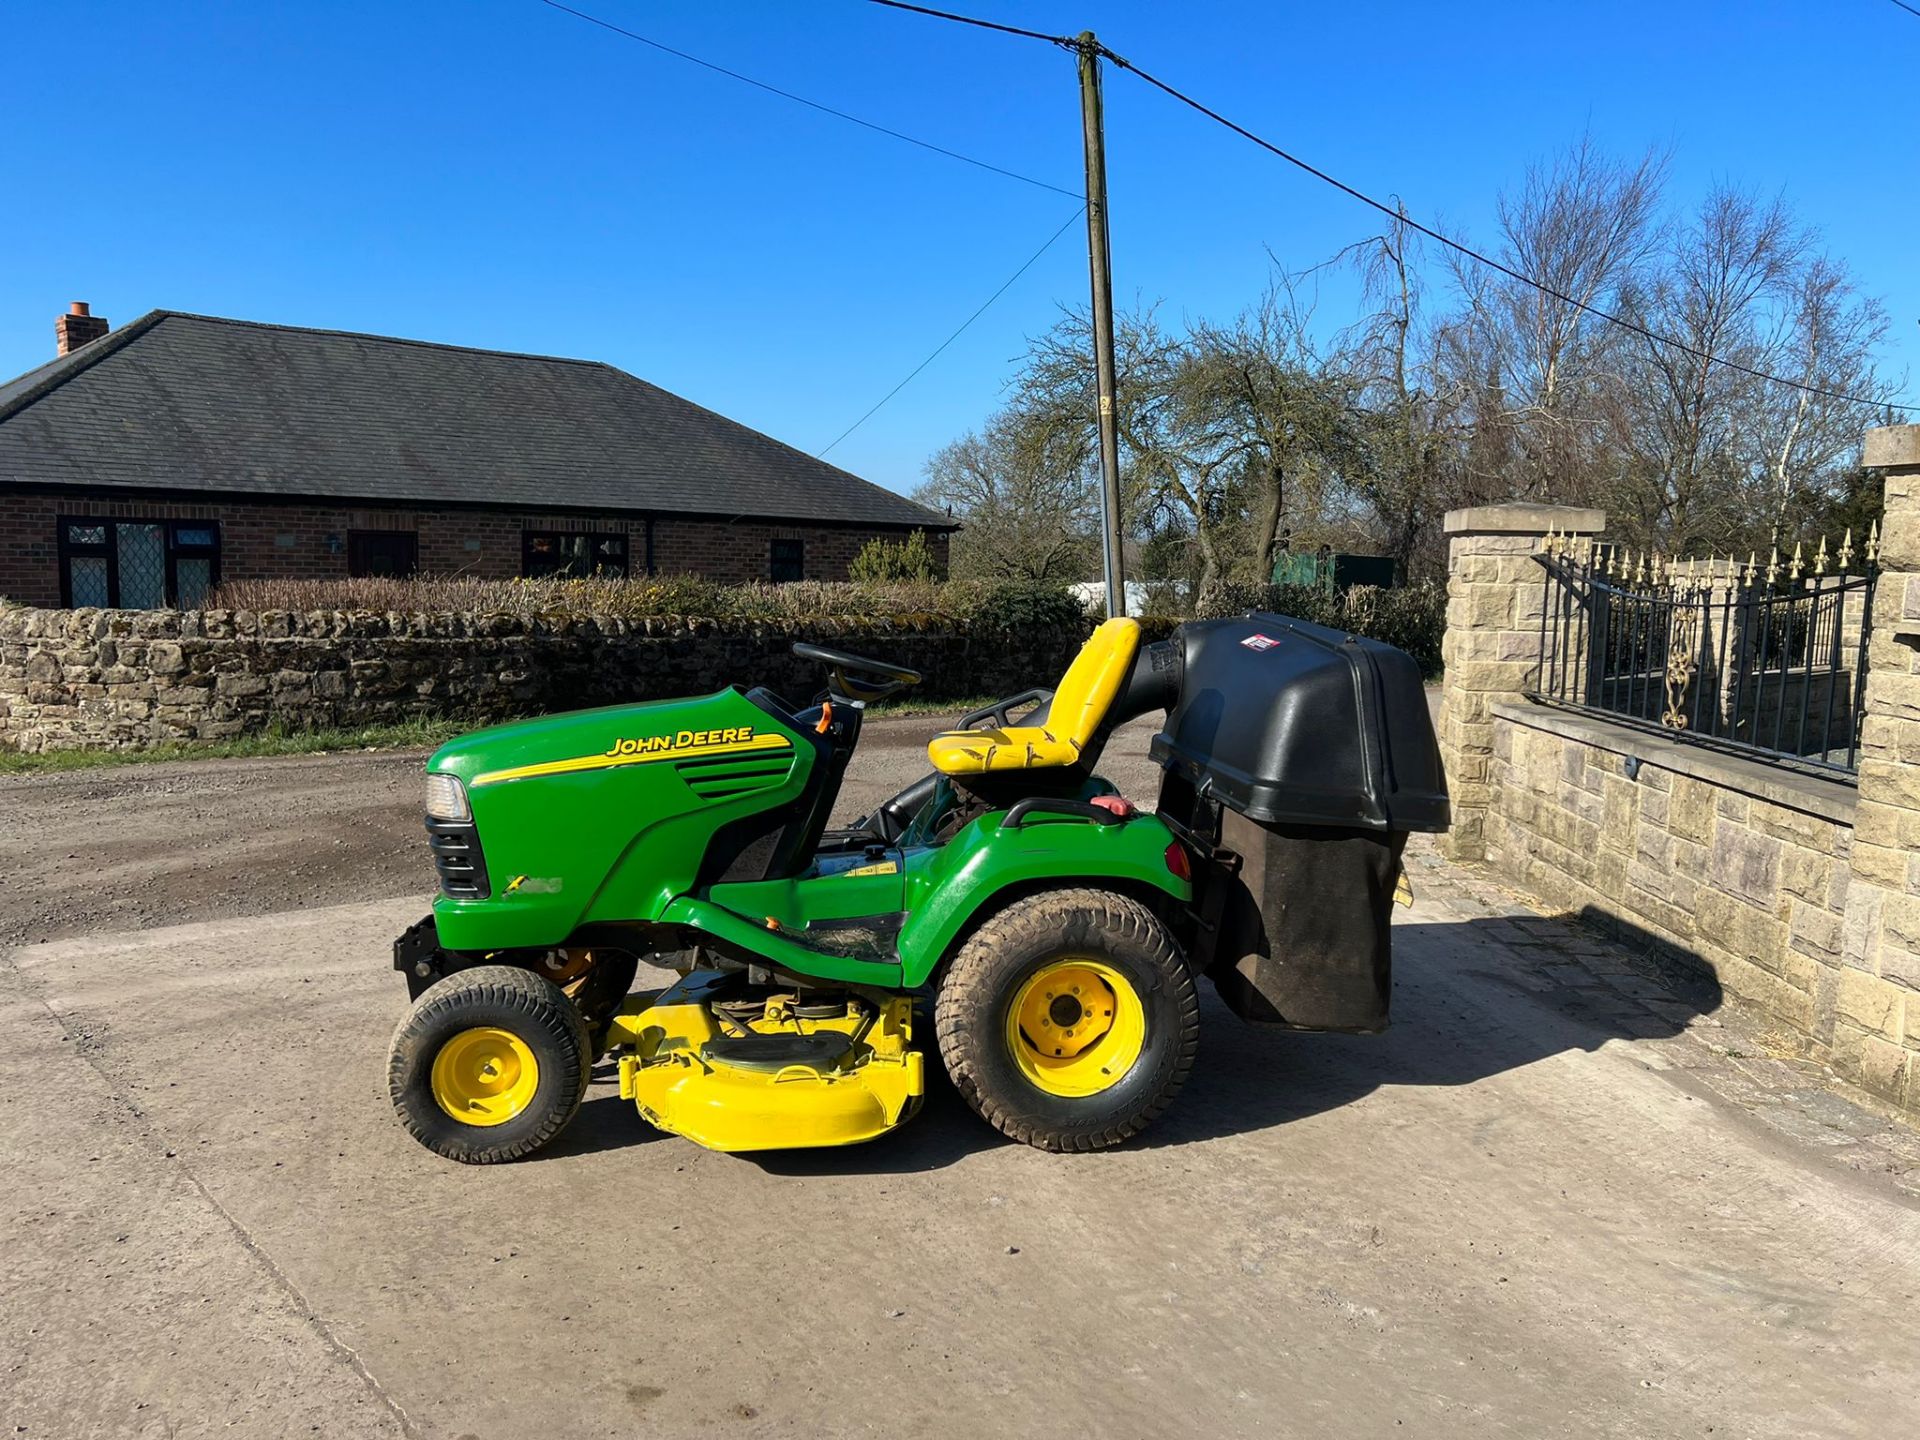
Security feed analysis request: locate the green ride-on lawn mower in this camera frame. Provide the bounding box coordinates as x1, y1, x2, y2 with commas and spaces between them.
386, 612, 1448, 1161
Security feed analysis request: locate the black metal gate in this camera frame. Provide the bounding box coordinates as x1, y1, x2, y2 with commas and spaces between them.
1531, 534, 1877, 777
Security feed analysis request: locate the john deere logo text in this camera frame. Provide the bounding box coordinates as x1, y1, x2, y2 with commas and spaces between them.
471, 724, 790, 787
605, 726, 757, 758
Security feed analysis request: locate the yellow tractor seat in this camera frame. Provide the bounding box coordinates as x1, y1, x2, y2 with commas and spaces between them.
927, 618, 1142, 776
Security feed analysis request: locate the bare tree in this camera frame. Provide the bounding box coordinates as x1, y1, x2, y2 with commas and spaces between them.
1610, 187, 1805, 548
915, 405, 1098, 582
1444, 138, 1667, 503
1754, 256, 1893, 537
924, 135, 1896, 597
1339, 204, 1471, 575
1174, 279, 1371, 588
1010, 304, 1207, 586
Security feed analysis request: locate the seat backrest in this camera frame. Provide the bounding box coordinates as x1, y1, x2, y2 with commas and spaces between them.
1049, 617, 1141, 751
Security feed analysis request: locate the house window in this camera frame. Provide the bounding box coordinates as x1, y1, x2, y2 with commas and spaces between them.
348, 530, 419, 578
769, 538, 805, 583
58, 517, 221, 609
523, 531, 628, 579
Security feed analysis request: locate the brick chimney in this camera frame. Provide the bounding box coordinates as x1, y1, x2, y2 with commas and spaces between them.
55, 301, 109, 356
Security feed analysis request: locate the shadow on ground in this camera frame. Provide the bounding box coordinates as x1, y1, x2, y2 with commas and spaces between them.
535, 916, 1724, 1174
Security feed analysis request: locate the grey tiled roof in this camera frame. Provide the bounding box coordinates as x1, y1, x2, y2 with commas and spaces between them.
0, 311, 949, 528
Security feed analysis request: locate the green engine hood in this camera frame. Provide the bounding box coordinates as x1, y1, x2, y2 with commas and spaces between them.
429, 688, 816, 951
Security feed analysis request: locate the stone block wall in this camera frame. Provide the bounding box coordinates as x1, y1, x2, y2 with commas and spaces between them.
1486, 704, 1853, 1044
1437, 438, 1920, 1115
1837, 426, 1920, 1107
0, 606, 1085, 753
1436, 503, 1604, 860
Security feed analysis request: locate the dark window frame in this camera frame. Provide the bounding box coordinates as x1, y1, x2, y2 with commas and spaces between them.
521, 529, 629, 579
769, 538, 805, 583
346, 529, 420, 579
57, 515, 222, 608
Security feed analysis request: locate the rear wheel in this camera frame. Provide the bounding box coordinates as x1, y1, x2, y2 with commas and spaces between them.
935, 888, 1198, 1152
388, 965, 591, 1164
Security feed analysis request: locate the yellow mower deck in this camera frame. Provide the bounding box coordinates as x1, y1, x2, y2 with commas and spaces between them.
604, 973, 923, 1152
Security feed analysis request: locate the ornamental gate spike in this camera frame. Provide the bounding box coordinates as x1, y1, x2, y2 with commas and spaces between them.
1814, 535, 1829, 577
1745, 550, 1758, 587
1839, 527, 1855, 570
1868, 519, 1881, 565
1766, 547, 1781, 586
1790, 540, 1805, 583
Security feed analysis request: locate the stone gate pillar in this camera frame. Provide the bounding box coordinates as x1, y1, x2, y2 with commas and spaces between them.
1836, 425, 1920, 1109
1436, 503, 1606, 860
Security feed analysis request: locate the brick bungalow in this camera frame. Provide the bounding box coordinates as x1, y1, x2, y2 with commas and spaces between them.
0, 304, 953, 607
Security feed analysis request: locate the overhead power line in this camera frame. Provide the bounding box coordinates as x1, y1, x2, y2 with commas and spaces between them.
1887, 0, 1920, 21
1100, 53, 1914, 413
817, 206, 1087, 458
863, 0, 1076, 46
535, 0, 1080, 198
866, 0, 1916, 415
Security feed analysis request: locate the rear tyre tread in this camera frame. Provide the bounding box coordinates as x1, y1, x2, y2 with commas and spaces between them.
935, 887, 1199, 1153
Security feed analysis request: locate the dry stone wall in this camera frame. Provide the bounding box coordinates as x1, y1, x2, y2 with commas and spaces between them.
0, 606, 1089, 753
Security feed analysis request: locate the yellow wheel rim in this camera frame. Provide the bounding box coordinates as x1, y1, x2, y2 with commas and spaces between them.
1005, 959, 1146, 1098
430, 1027, 540, 1128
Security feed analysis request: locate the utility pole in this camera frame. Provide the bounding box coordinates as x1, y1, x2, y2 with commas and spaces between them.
1077, 32, 1127, 619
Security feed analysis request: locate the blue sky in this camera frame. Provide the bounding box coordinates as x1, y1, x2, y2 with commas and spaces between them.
2, 1, 1914, 498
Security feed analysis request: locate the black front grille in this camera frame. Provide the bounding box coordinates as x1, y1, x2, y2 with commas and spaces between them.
426, 818, 490, 899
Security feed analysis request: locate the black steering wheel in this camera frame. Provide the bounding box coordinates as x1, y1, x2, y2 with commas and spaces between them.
792, 642, 923, 704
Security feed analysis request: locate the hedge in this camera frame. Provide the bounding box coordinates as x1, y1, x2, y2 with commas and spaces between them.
206, 574, 1091, 632
206, 572, 1444, 675
1190, 580, 1446, 678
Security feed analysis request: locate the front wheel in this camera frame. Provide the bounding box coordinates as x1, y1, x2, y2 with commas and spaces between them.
934, 888, 1199, 1152
387, 965, 591, 1164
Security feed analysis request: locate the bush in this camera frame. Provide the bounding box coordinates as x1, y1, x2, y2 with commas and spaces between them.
1196, 580, 1446, 678
848, 529, 939, 584
968, 581, 1093, 636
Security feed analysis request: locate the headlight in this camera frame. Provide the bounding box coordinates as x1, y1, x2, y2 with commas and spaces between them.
425, 772, 471, 823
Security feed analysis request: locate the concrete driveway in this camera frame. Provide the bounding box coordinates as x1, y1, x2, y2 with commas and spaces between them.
3, 716, 1918, 1439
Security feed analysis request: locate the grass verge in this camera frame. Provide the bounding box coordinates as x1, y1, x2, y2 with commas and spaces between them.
863, 694, 998, 719
0, 717, 470, 776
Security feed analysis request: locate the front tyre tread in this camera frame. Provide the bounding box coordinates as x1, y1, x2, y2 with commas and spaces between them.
387, 964, 591, 1164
